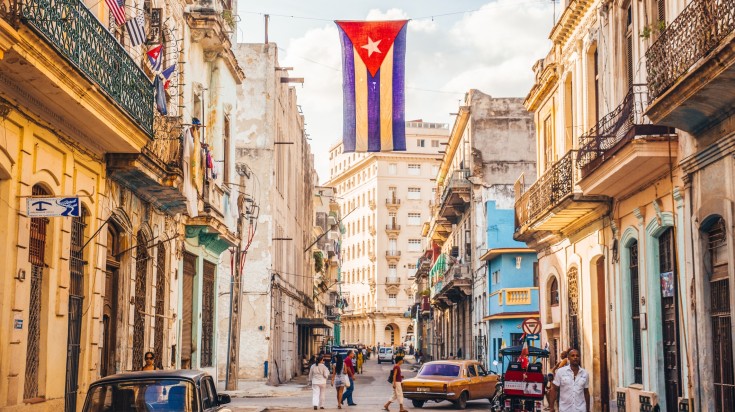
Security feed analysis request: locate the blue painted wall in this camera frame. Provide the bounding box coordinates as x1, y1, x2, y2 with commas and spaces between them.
486, 200, 528, 250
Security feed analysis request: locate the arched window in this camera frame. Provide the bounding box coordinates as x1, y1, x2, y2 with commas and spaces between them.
550, 278, 560, 306
567, 267, 580, 351
706, 217, 734, 410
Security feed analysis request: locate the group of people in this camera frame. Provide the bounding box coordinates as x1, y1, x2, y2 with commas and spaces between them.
308, 350, 359, 410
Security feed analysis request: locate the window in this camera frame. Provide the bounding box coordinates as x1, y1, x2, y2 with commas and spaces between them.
408, 164, 421, 176
706, 217, 734, 411
408, 239, 421, 252
389, 264, 397, 277
407, 188, 421, 200
388, 294, 398, 306
543, 115, 553, 169
629, 240, 643, 384
389, 239, 397, 252
407, 213, 421, 226
389, 212, 397, 227
510, 333, 524, 346
432, 165, 439, 176
407, 264, 417, 278
388, 163, 397, 175
417, 139, 425, 147
431, 140, 439, 147
625, 3, 634, 89
550, 278, 559, 306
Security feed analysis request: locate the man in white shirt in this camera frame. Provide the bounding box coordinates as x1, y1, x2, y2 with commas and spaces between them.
549, 349, 590, 412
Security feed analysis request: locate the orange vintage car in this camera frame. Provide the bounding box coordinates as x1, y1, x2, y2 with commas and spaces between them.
401, 360, 499, 409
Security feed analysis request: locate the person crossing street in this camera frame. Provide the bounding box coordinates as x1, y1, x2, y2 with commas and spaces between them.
341, 350, 357, 406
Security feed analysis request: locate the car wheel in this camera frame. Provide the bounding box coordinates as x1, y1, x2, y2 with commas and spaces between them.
411, 400, 425, 408
455, 391, 468, 409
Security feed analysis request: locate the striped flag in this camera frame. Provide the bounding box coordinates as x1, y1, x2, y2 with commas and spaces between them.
336, 20, 408, 153
161, 64, 176, 89
106, 0, 125, 26
147, 44, 163, 72
126, 15, 146, 47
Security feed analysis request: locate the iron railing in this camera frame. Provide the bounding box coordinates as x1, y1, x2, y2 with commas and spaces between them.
440, 169, 471, 206
577, 87, 644, 170
154, 243, 166, 370
514, 151, 578, 230
646, 0, 735, 101
1, 0, 154, 135
145, 115, 183, 171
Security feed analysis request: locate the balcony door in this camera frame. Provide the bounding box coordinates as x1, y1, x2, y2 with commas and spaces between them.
658, 228, 680, 412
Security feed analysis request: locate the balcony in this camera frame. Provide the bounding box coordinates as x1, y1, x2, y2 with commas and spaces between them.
385, 250, 401, 262
427, 216, 452, 246
439, 169, 471, 223
577, 86, 676, 197
385, 223, 401, 235
0, 0, 153, 147
487, 287, 539, 318
432, 263, 472, 308
186, 0, 244, 82
385, 195, 401, 209
514, 150, 608, 243
107, 115, 187, 214
645, 0, 735, 133
385, 276, 401, 286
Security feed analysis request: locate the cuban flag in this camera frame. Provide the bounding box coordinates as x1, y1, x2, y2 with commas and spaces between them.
336, 20, 408, 153
147, 44, 163, 72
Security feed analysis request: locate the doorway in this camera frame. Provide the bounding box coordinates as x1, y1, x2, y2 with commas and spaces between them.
102, 225, 121, 376
658, 228, 680, 412
594, 257, 609, 412
181, 252, 196, 369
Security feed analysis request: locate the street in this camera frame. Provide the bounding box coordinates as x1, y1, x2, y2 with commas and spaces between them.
229, 357, 494, 411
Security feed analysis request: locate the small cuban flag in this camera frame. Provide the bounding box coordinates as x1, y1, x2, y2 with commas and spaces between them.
147, 44, 163, 72
335, 20, 408, 153
161, 63, 176, 90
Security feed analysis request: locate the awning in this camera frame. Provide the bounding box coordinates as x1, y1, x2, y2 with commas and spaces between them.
296, 317, 334, 329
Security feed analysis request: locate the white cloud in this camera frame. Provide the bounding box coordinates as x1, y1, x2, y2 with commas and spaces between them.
275, 1, 554, 182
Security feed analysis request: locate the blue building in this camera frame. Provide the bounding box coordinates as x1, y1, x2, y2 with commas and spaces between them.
480, 201, 539, 366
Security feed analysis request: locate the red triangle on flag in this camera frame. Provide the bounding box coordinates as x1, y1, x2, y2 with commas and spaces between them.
336, 20, 408, 77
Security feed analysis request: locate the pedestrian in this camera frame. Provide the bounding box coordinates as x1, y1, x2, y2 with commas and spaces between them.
331, 354, 346, 410
142, 351, 156, 371
549, 349, 590, 412
309, 355, 330, 410
356, 350, 364, 374
448, 352, 454, 360
383, 355, 407, 412
457, 347, 463, 359
341, 350, 357, 406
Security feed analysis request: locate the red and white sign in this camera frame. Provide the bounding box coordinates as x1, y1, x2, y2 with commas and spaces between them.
521, 318, 541, 335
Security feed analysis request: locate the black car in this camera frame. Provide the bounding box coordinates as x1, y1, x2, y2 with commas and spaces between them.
82, 369, 232, 412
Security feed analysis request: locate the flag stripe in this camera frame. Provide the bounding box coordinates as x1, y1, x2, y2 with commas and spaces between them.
380, 44, 394, 151
392, 24, 407, 151
367, 68, 381, 152
105, 0, 125, 25
126, 16, 146, 47
339, 28, 356, 153
353, 47, 368, 152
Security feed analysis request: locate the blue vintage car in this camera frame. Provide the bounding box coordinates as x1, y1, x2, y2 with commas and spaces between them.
82, 369, 232, 412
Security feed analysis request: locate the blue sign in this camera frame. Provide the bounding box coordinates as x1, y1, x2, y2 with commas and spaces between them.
14, 319, 23, 330
27, 197, 80, 217
526, 334, 540, 340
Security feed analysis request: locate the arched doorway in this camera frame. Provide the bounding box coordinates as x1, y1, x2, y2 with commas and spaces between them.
132, 231, 149, 369
102, 224, 121, 376
384, 324, 399, 346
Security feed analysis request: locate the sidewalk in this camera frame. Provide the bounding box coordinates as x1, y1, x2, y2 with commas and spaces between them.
224, 375, 310, 399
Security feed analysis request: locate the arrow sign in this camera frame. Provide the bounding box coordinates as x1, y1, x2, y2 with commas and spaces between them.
522, 317, 541, 335
27, 197, 80, 217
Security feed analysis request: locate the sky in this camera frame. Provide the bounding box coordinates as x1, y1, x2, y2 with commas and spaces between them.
236, 0, 559, 183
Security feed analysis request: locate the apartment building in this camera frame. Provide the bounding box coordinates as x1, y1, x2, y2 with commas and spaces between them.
232, 43, 318, 385
326, 121, 449, 347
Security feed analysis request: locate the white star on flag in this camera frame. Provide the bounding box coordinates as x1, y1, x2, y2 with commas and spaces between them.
361, 37, 382, 57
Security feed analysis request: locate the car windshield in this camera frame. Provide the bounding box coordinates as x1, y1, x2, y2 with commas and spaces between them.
418, 364, 461, 377
84, 379, 197, 412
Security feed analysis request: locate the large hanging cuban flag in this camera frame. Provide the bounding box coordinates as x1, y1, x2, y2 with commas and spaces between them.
336, 20, 408, 153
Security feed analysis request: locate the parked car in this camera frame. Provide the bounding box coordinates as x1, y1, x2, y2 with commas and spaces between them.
82, 369, 232, 412
377, 346, 394, 364
402, 360, 499, 409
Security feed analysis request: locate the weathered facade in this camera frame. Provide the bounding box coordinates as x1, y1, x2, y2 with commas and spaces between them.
232, 43, 317, 385
425, 90, 535, 362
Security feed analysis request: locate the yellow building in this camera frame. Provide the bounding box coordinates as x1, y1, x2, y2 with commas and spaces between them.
516, 1, 689, 411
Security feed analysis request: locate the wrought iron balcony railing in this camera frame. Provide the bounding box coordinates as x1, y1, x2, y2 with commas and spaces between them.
514, 150, 578, 230
2, 0, 154, 136
646, 0, 735, 101
440, 169, 471, 205
145, 114, 183, 170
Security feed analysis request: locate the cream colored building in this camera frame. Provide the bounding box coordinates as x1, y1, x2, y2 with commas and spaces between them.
326, 121, 448, 347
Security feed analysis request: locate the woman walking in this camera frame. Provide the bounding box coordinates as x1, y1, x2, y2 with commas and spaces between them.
356, 350, 364, 374
309, 356, 330, 410
331, 353, 346, 409
383, 355, 407, 412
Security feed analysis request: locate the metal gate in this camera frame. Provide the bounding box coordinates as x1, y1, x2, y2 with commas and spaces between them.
25, 185, 49, 400
708, 218, 734, 411
567, 267, 580, 351
65, 211, 86, 411
132, 231, 149, 370
154, 243, 166, 370
201, 260, 215, 367
658, 228, 680, 412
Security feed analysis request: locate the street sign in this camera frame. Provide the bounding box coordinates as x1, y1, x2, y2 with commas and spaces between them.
26, 197, 80, 217
526, 334, 539, 340
522, 317, 541, 335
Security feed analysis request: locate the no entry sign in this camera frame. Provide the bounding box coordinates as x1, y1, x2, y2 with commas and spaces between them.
522, 318, 541, 335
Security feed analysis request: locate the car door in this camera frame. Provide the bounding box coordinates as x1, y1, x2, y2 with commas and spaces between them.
465, 364, 480, 399
476, 363, 497, 398
202, 376, 230, 411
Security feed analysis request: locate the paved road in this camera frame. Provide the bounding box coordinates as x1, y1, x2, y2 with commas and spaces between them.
230, 357, 494, 411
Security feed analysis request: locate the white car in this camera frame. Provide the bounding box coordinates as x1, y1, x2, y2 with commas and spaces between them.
377, 347, 394, 364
